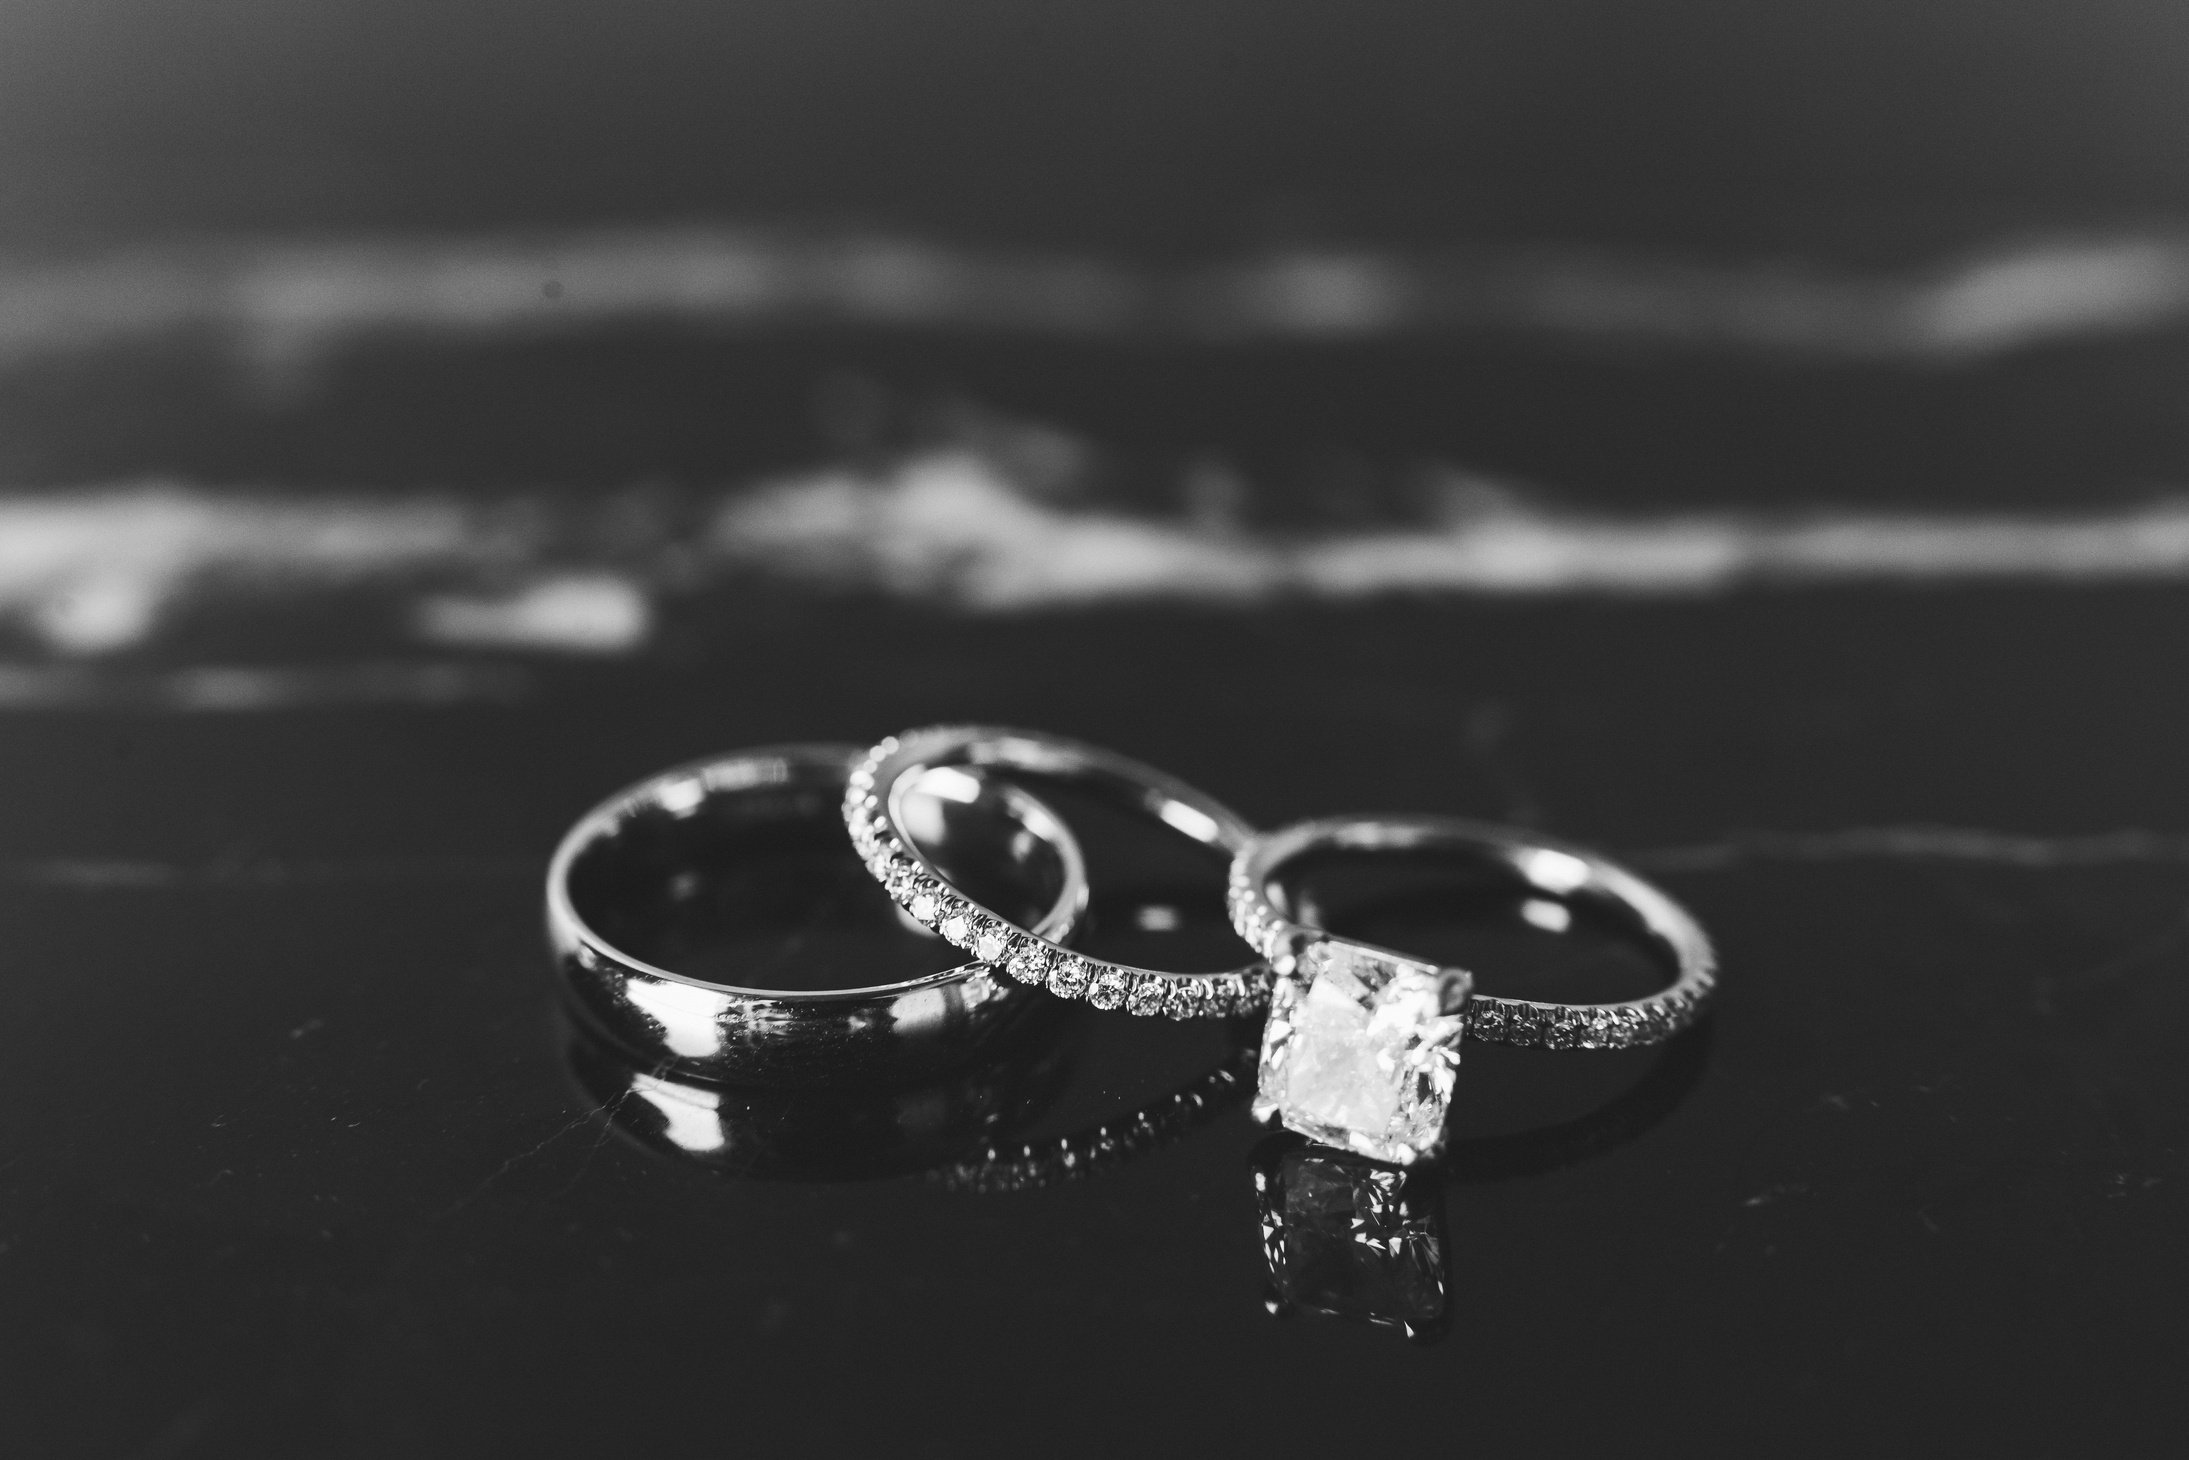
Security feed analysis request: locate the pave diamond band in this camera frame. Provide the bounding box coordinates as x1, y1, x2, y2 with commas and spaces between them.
846, 726, 1272, 1019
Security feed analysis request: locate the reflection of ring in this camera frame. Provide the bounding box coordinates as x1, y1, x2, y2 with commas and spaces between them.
548, 742, 1088, 1087
561, 1009, 1077, 1180
927, 1025, 1260, 1194
1230, 816, 1717, 1165
846, 726, 1269, 1019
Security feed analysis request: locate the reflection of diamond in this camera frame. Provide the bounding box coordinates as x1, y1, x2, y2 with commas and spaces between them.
1255, 940, 1468, 1165
1255, 1139, 1447, 1337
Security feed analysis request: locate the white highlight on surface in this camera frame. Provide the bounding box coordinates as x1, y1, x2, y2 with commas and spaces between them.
630, 1073, 727, 1154
1519, 898, 1573, 933
32, 574, 165, 655
714, 455, 2189, 607
0, 486, 494, 653
889, 986, 954, 1038
416, 574, 651, 654
623, 981, 730, 1060
0, 486, 644, 656
1515, 848, 1595, 896
655, 778, 707, 817
1156, 800, 1229, 848
3, 225, 2188, 370
1135, 904, 1184, 933
18, 463, 2189, 665
914, 766, 987, 805
714, 455, 1271, 606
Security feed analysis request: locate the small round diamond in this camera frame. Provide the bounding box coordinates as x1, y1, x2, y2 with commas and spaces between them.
908, 890, 939, 926
939, 911, 974, 948
973, 925, 1011, 964
1469, 1001, 1506, 1041
1164, 978, 1204, 1019
1005, 944, 1052, 986
1047, 956, 1091, 1000
1125, 976, 1167, 1016
1086, 968, 1128, 1010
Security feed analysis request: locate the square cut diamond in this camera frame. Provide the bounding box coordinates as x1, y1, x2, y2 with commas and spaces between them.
1255, 939, 1469, 1166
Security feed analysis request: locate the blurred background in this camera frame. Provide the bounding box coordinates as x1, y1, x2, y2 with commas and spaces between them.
5, 0, 2189, 668
5, 7, 2189, 1456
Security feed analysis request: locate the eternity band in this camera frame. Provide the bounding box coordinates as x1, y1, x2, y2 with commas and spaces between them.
845, 725, 1270, 1019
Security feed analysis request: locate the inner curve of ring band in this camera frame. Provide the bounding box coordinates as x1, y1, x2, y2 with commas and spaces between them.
555, 753, 1083, 999
1275, 853, 1677, 1004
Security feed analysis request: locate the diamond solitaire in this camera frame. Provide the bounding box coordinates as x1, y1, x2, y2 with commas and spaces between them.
1253, 939, 1470, 1166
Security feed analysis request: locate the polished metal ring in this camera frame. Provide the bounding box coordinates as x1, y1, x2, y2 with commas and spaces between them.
1229, 815, 1717, 1165
845, 725, 1269, 1019
548, 742, 1088, 1087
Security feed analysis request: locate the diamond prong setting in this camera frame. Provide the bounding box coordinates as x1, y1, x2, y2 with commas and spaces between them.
846, 733, 1273, 1020
1256, 938, 1470, 1167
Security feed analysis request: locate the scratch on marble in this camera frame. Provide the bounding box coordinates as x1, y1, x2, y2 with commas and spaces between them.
423, 1097, 627, 1233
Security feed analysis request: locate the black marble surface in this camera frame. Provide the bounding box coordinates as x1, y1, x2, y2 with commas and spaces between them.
0, 589, 2184, 1456
4, 6, 2187, 1453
